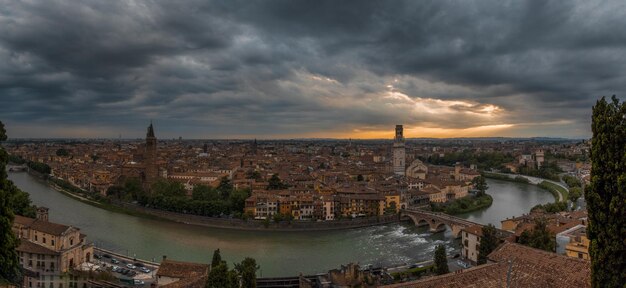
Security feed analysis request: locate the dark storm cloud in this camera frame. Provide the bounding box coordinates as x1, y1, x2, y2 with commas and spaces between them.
0, 0, 624, 138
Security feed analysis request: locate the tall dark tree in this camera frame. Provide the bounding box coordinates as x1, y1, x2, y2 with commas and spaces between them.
587, 96, 626, 287
267, 174, 287, 190
217, 176, 233, 199
0, 121, 22, 284
211, 249, 222, 267
433, 244, 449, 275
477, 224, 499, 265
517, 218, 555, 252
472, 176, 488, 197
235, 257, 259, 288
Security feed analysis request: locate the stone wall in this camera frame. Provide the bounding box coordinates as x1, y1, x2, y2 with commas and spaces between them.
112, 201, 400, 231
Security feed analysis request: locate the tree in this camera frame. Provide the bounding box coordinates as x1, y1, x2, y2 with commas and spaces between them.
235, 257, 259, 288
267, 174, 287, 190
193, 185, 219, 202
517, 218, 555, 252
568, 187, 582, 202
477, 224, 499, 265
472, 176, 488, 197
0, 121, 23, 284
55, 148, 70, 157
356, 174, 364, 181
247, 170, 262, 181
211, 249, 222, 267
587, 96, 626, 287
206, 262, 234, 288
433, 244, 449, 275
217, 176, 233, 199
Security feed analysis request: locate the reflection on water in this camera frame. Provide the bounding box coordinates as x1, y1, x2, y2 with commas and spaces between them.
9, 172, 550, 276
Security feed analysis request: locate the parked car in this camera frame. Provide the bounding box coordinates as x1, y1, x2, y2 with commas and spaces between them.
133, 280, 145, 286
456, 260, 471, 269
102, 254, 111, 258
94, 254, 102, 259
126, 263, 137, 269
134, 262, 144, 267
120, 269, 129, 275
127, 271, 137, 277
111, 258, 120, 264
111, 266, 120, 272
139, 267, 151, 273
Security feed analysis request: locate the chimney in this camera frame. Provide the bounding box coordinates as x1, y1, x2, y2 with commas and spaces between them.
36, 207, 49, 222
162, 255, 167, 261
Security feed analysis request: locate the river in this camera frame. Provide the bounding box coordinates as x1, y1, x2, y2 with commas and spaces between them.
8, 172, 553, 277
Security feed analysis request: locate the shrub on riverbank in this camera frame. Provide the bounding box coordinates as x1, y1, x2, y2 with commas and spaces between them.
431, 194, 493, 215
391, 265, 434, 281
26, 161, 51, 175
537, 181, 568, 202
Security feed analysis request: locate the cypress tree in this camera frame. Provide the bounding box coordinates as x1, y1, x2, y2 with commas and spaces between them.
433, 244, 449, 275
587, 96, 626, 287
211, 248, 222, 267
0, 121, 21, 284
477, 224, 499, 265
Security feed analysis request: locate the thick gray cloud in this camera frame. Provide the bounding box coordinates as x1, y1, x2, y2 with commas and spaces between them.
0, 0, 624, 139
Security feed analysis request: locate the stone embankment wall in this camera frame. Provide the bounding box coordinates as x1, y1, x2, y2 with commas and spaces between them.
112, 201, 400, 231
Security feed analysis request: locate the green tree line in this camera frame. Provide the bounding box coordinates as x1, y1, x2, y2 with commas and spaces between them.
107, 177, 251, 217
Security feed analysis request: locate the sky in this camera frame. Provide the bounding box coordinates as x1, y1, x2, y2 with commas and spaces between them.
1, 0, 625, 139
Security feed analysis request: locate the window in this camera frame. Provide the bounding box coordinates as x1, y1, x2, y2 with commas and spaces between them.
578, 253, 583, 259
35, 235, 38, 241
43, 237, 46, 244
51, 239, 55, 246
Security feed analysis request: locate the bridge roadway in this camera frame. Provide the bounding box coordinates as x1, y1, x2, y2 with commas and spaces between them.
400, 208, 482, 238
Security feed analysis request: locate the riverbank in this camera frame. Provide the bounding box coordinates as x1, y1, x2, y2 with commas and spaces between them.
29, 172, 401, 232
483, 172, 566, 202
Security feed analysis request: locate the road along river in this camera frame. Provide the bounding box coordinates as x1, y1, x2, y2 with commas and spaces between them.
9, 172, 553, 277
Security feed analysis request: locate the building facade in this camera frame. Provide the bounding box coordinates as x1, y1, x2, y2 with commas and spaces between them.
12, 208, 94, 288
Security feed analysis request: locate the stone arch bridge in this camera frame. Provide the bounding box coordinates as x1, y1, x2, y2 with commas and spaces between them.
400, 209, 480, 238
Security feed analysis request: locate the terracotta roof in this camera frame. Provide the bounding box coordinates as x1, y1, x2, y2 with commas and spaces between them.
30, 219, 72, 236
17, 240, 59, 255
488, 242, 590, 287
382, 243, 590, 288
160, 275, 207, 288
14, 215, 72, 236
157, 259, 209, 279
463, 224, 483, 237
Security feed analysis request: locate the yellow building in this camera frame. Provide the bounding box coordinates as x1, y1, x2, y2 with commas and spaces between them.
384, 195, 401, 213
564, 227, 590, 260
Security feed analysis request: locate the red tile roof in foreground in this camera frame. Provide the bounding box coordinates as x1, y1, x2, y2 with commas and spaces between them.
383, 242, 590, 288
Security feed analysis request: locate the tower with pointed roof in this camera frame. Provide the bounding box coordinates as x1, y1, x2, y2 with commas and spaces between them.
144, 122, 158, 189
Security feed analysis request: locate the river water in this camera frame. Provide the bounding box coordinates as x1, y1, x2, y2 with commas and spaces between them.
8, 172, 553, 277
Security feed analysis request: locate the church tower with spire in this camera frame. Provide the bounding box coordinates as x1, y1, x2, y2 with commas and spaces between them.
144, 122, 158, 189
393, 124, 406, 176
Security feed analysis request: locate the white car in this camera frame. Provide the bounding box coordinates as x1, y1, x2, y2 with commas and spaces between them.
133, 280, 145, 286
126, 263, 136, 269
139, 267, 151, 273
111, 266, 120, 272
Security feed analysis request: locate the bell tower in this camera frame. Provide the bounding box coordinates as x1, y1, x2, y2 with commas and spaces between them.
393, 125, 406, 176
144, 122, 158, 189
